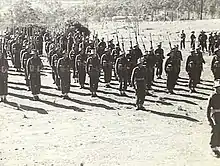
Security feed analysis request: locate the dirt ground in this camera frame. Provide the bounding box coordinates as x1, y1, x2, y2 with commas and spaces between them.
1, 20, 220, 166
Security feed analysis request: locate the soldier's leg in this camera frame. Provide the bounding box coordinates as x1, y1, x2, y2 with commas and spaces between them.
52, 68, 56, 83
89, 76, 94, 93
36, 75, 41, 95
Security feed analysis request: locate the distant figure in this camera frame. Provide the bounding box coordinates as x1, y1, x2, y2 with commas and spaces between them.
207, 79, 220, 157
180, 30, 186, 50
0, 51, 9, 102
211, 48, 220, 80
198, 31, 208, 52
190, 31, 196, 50
155, 43, 165, 79
209, 32, 215, 56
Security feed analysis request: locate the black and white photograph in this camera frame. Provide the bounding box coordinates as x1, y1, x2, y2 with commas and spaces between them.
0, 0, 220, 165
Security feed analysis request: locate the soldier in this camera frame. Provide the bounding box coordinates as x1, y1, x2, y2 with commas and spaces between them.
21, 45, 32, 90
180, 30, 186, 50
57, 51, 71, 99
131, 58, 147, 110
196, 47, 205, 83
51, 52, 62, 90
75, 47, 87, 89
173, 45, 183, 77
155, 43, 165, 79
26, 49, 43, 101
101, 48, 113, 88
69, 45, 77, 81
125, 48, 134, 85
97, 38, 106, 57
207, 80, 220, 156
0, 51, 9, 102
165, 49, 179, 94
47, 43, 56, 66
198, 31, 208, 52
86, 49, 100, 97
211, 48, 220, 80
209, 32, 215, 56
12, 38, 22, 71
115, 51, 129, 96
186, 49, 201, 93
144, 48, 157, 93
190, 31, 196, 50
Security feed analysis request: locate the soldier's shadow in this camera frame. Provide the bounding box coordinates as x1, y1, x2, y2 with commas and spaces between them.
142, 109, 199, 123
5, 101, 48, 115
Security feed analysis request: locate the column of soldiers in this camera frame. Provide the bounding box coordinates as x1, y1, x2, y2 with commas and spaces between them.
1, 26, 220, 108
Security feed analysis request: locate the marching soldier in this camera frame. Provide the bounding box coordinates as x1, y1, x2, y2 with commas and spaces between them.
196, 47, 205, 82
144, 48, 157, 93
57, 51, 71, 99
209, 32, 215, 56
75, 47, 87, 89
180, 30, 186, 50
125, 48, 134, 85
0, 51, 9, 102
115, 51, 129, 96
51, 52, 62, 90
190, 31, 196, 50
211, 48, 220, 80
86, 49, 101, 97
131, 58, 147, 110
47, 44, 56, 66
21, 45, 32, 90
26, 49, 43, 101
199, 31, 208, 52
155, 43, 165, 79
12, 38, 22, 71
165, 49, 180, 94
207, 80, 220, 156
186, 49, 201, 93
101, 48, 113, 87
69, 45, 77, 81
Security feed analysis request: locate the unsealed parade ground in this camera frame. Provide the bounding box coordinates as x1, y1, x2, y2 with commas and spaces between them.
1, 19, 220, 166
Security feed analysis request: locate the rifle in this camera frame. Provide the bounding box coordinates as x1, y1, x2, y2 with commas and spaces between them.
128, 28, 133, 49
116, 28, 119, 45
167, 32, 172, 49
140, 36, 146, 53
121, 35, 125, 52
134, 29, 138, 46
150, 33, 153, 48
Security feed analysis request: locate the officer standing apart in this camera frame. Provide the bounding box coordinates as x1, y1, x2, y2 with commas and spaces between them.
57, 51, 71, 99
207, 80, 220, 156
0, 51, 9, 102
26, 49, 43, 101
131, 58, 147, 110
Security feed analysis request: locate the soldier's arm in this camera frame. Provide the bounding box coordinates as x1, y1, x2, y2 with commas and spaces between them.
56, 59, 61, 77
207, 95, 214, 127
130, 67, 136, 88
86, 58, 90, 74
100, 54, 104, 66
74, 55, 79, 72
26, 59, 30, 77
185, 57, 190, 72
115, 58, 119, 76
211, 57, 215, 71
21, 52, 26, 69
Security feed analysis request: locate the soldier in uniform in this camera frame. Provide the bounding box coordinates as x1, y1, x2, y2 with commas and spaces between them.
21, 45, 32, 90
196, 47, 205, 82
69, 45, 77, 81
209, 32, 215, 56
12, 38, 22, 71
144, 48, 157, 93
115, 51, 129, 96
125, 48, 134, 85
211, 48, 220, 80
101, 48, 113, 88
75, 47, 87, 89
207, 80, 220, 156
155, 43, 165, 79
57, 51, 71, 99
180, 30, 186, 50
190, 31, 196, 50
186, 49, 201, 93
199, 31, 208, 52
131, 58, 147, 110
26, 49, 43, 101
0, 51, 9, 102
165, 49, 179, 94
51, 52, 62, 90
86, 49, 100, 97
